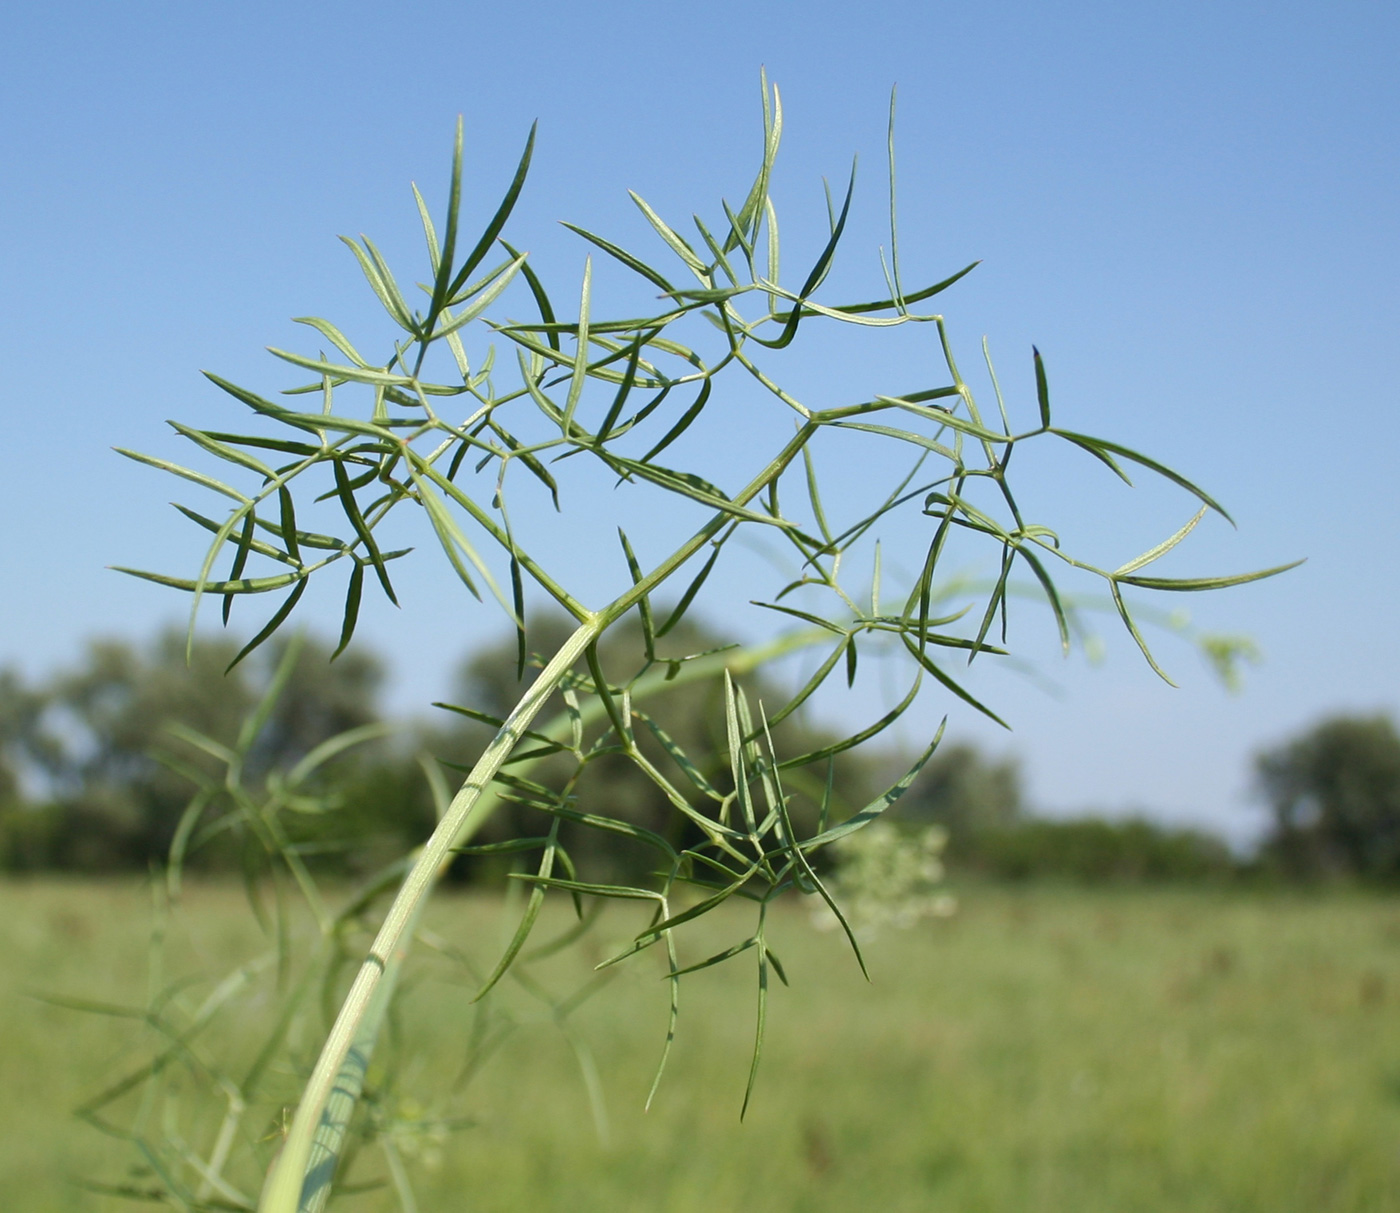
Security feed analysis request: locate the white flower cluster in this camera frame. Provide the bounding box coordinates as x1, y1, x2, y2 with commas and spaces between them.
813, 821, 957, 938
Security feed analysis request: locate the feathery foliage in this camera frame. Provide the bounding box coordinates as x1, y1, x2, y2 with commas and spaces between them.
112, 76, 1292, 1211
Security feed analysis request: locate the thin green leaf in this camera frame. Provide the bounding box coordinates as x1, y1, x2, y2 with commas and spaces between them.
433, 253, 526, 342
267, 348, 415, 389
1016, 546, 1070, 654
111, 566, 305, 596
750, 601, 847, 635
168, 421, 276, 478
753, 162, 856, 350
777, 672, 922, 769
1115, 506, 1209, 576
293, 317, 372, 367
828, 420, 958, 462
474, 840, 557, 1002
656, 542, 722, 637
618, 529, 655, 662
725, 68, 783, 254
803, 721, 947, 849
629, 192, 708, 279
226, 577, 309, 670
332, 560, 365, 659
332, 457, 398, 605
763, 635, 850, 729
899, 633, 1010, 728
221, 512, 255, 624
741, 939, 769, 1119
447, 121, 536, 302
639, 377, 712, 464
1109, 581, 1177, 685
500, 238, 561, 355
115, 448, 250, 504
560, 222, 676, 293
562, 258, 592, 437
670, 936, 757, 978
1033, 346, 1052, 429
339, 235, 415, 332
634, 710, 722, 800
1052, 429, 1233, 522
423, 117, 464, 333
278, 487, 301, 565
774, 261, 981, 324
1117, 559, 1305, 592
586, 642, 629, 743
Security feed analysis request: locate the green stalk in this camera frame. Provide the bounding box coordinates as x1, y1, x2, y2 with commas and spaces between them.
259, 618, 601, 1213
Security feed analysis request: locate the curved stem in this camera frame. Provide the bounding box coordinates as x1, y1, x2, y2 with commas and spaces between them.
260, 617, 602, 1213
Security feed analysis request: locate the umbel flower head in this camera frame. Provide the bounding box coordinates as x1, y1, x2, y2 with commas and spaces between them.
814, 822, 957, 938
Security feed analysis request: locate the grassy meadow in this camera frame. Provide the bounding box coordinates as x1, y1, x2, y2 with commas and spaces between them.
3, 878, 1400, 1212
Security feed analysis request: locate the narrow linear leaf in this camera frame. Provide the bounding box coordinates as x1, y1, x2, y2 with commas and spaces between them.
333, 458, 398, 605
670, 936, 757, 978
1110, 581, 1177, 685
629, 192, 708, 279
474, 822, 559, 1001
1115, 507, 1208, 576
339, 235, 416, 332
741, 942, 769, 1120
1117, 559, 1304, 592
560, 222, 676, 293
618, 529, 655, 662
222, 512, 256, 625
763, 635, 850, 730
1016, 546, 1070, 654
562, 258, 592, 437
447, 121, 537, 302
899, 634, 1010, 728
332, 561, 365, 659
1053, 429, 1232, 522
278, 487, 302, 564
293, 317, 372, 368
776, 672, 922, 769
111, 566, 306, 596
656, 543, 722, 637
639, 377, 712, 464
802, 721, 947, 850
115, 448, 250, 504
1032, 345, 1052, 428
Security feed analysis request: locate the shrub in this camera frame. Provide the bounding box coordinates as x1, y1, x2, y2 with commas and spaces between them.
963, 815, 1235, 883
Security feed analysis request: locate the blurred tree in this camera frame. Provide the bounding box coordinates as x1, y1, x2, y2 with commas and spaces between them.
0, 668, 53, 868
0, 630, 387, 871
1256, 714, 1400, 879
0, 618, 897, 878
0, 668, 38, 803
966, 816, 1234, 883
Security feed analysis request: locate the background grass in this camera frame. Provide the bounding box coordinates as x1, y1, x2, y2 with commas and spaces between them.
4, 879, 1399, 1212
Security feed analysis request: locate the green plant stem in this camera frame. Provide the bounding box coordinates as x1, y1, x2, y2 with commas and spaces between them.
261, 618, 600, 1212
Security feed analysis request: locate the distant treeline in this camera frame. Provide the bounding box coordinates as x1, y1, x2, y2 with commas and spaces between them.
2, 627, 1397, 884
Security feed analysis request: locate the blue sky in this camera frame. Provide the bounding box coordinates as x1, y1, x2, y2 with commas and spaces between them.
2, 1, 1396, 845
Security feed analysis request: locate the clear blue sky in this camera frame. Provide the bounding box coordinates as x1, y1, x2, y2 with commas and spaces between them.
2, 1, 1396, 845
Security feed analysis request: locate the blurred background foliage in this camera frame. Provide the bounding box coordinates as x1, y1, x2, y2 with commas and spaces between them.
1, 628, 1396, 887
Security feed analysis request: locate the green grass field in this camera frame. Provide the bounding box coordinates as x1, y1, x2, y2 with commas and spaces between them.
4, 878, 1400, 1212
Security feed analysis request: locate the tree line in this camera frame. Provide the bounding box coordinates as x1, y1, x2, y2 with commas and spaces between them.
2, 626, 1397, 884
